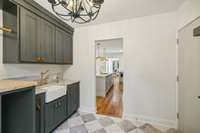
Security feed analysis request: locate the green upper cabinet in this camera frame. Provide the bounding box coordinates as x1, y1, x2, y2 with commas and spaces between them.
63, 32, 73, 64
39, 19, 56, 63
56, 28, 73, 64
3, 0, 74, 64
55, 28, 64, 64
20, 7, 40, 63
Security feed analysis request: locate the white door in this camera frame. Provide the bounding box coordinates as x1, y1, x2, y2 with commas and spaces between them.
178, 17, 200, 133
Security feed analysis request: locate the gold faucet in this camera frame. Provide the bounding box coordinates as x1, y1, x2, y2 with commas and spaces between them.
40, 70, 49, 85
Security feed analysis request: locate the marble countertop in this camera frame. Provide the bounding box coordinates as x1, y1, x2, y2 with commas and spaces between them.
3, 76, 79, 95
0, 80, 37, 94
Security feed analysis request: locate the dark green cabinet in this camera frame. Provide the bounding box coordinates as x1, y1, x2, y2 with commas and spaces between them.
20, 7, 40, 63
55, 28, 73, 64
1, 87, 36, 133
3, 0, 73, 64
36, 93, 45, 133
67, 82, 80, 117
45, 96, 66, 133
45, 100, 55, 133
63, 32, 73, 64
20, 7, 56, 63
55, 28, 64, 64
39, 19, 56, 63
54, 96, 66, 126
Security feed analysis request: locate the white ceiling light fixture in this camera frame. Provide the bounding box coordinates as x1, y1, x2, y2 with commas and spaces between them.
48, 0, 104, 24
96, 43, 108, 61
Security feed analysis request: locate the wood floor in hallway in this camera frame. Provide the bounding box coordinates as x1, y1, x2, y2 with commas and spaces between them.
96, 77, 123, 118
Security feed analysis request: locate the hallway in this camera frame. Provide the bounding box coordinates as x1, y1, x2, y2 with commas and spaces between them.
96, 77, 123, 117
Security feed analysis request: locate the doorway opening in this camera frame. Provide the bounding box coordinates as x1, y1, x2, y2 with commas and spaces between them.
95, 38, 124, 118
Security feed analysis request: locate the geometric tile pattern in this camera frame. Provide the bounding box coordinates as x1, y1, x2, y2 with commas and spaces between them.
53, 112, 179, 133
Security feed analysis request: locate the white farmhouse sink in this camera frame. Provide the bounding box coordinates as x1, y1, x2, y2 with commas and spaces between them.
43, 85, 66, 103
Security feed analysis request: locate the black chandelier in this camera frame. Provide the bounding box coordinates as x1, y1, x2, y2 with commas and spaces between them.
48, 0, 104, 24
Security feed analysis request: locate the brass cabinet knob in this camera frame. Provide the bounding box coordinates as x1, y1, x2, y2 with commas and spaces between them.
41, 57, 45, 62
36, 57, 45, 62
36, 57, 41, 62
0, 27, 12, 33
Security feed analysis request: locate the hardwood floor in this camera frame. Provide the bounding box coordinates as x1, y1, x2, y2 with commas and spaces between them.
96, 77, 123, 118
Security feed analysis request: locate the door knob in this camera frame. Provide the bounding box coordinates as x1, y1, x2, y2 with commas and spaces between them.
198, 96, 200, 99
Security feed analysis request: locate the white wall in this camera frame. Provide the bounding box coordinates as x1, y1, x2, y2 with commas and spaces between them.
0, 9, 65, 79
64, 12, 177, 127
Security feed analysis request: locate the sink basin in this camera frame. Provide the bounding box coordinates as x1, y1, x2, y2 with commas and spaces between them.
43, 85, 66, 103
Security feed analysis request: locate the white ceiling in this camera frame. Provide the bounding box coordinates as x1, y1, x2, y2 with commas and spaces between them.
35, 0, 186, 26
88, 0, 185, 25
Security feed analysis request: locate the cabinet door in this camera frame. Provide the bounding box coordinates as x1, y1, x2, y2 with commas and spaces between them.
55, 97, 66, 125
74, 83, 80, 111
20, 7, 40, 62
36, 94, 45, 133
55, 28, 64, 64
63, 33, 73, 64
45, 102, 55, 133
67, 87, 74, 117
40, 19, 56, 63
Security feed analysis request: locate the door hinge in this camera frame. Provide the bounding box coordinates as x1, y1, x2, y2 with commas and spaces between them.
176, 39, 179, 45
177, 113, 180, 119
177, 76, 180, 82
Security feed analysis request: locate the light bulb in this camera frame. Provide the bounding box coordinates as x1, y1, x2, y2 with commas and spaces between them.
67, 0, 81, 11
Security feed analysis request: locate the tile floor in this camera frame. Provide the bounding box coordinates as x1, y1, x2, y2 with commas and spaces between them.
53, 112, 178, 133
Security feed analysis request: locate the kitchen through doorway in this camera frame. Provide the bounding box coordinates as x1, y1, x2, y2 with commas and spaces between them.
95, 38, 124, 118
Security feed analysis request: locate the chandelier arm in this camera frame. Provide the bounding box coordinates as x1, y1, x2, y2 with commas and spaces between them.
72, 0, 75, 13
52, 5, 73, 17
72, 15, 76, 22
86, 0, 95, 14
61, 2, 73, 12
77, 0, 84, 15
76, 0, 80, 12
58, 15, 72, 21
79, 14, 92, 16
62, 5, 73, 12
92, 6, 101, 20
82, 1, 92, 17
75, 16, 91, 24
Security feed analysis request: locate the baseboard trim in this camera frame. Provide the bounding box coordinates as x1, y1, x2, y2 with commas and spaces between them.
123, 113, 177, 129
79, 106, 96, 113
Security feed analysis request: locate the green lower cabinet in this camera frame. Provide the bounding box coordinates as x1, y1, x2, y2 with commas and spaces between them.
67, 82, 80, 118
45, 100, 55, 133
45, 96, 66, 133
44, 83, 80, 133
54, 96, 67, 126
1, 87, 35, 133
36, 93, 45, 133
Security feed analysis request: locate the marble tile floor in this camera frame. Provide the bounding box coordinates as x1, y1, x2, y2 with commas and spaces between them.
53, 112, 179, 133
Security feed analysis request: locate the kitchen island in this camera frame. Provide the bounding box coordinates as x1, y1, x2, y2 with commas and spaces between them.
96, 73, 113, 97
